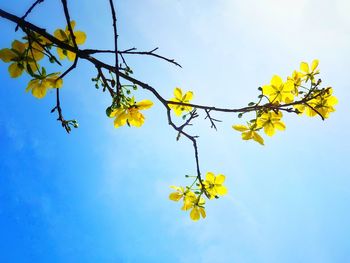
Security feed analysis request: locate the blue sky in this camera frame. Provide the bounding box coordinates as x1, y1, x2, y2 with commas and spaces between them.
1, 0, 350, 262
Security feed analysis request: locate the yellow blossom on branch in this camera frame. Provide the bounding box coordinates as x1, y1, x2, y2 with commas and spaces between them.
262, 75, 294, 103
54, 21, 87, 61
109, 98, 153, 128
0, 40, 41, 78
256, 111, 286, 136
168, 87, 194, 116
202, 172, 228, 199
26, 72, 63, 99
300, 59, 320, 84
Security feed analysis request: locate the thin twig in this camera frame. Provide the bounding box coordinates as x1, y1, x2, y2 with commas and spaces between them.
108, 0, 121, 99
15, 0, 44, 31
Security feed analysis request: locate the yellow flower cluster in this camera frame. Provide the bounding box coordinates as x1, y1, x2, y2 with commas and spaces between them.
0, 40, 43, 78
0, 21, 87, 99
108, 97, 153, 128
233, 60, 337, 145
169, 172, 227, 221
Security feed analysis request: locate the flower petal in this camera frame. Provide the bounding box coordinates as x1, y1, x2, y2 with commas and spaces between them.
12, 40, 26, 53
215, 174, 225, 184
136, 99, 153, 110
0, 48, 16, 62
66, 51, 76, 61
274, 121, 286, 131
271, 75, 283, 87
216, 185, 228, 195
232, 125, 248, 132
311, 59, 319, 71
190, 207, 200, 221
199, 207, 206, 219
300, 62, 309, 73
252, 131, 264, 145
56, 48, 66, 60
264, 123, 275, 136
66, 20, 76, 31
242, 131, 253, 140
114, 112, 128, 127
169, 192, 183, 201
205, 172, 215, 183
174, 87, 182, 99
8, 63, 23, 78
31, 81, 47, 99
183, 91, 193, 101
54, 29, 68, 42
74, 31, 87, 45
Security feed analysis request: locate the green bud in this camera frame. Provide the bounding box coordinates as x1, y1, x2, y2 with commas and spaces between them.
106, 106, 113, 117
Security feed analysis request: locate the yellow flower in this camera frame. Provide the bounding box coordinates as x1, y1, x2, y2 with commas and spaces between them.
305, 88, 338, 119
0, 40, 39, 78
109, 99, 153, 128
300, 59, 320, 84
256, 111, 286, 136
189, 196, 206, 221
202, 172, 228, 199
182, 191, 206, 221
54, 21, 87, 61
232, 124, 264, 145
287, 70, 303, 95
26, 72, 63, 99
262, 75, 294, 103
168, 87, 193, 116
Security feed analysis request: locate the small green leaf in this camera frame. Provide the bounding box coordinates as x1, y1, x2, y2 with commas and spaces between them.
41, 66, 46, 76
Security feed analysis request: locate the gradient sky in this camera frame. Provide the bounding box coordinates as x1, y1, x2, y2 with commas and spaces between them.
1, 0, 350, 262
